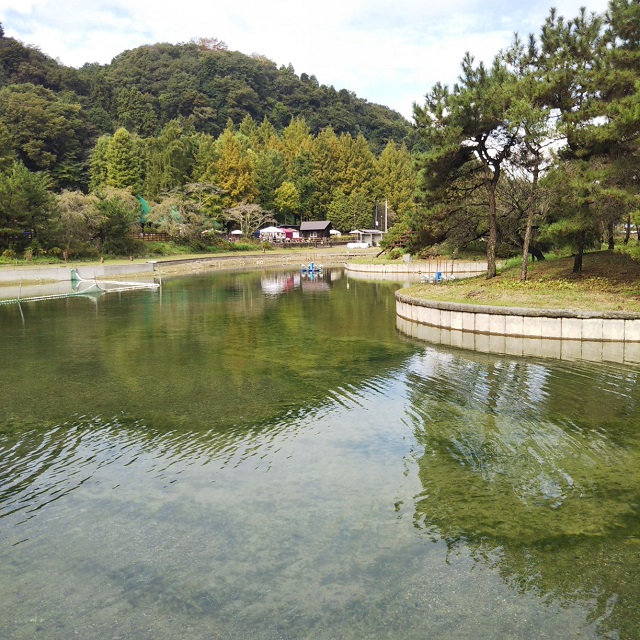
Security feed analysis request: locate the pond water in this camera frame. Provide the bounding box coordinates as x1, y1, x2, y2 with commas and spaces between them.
0, 268, 639, 640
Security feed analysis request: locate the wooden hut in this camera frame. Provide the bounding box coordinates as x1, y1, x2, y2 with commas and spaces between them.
300, 221, 332, 240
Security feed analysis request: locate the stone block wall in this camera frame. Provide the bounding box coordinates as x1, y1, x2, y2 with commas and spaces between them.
396, 292, 640, 364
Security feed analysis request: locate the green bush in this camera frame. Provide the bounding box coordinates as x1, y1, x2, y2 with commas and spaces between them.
101, 237, 144, 257
145, 241, 191, 256
229, 242, 259, 252
619, 244, 640, 261
462, 240, 486, 255
27, 239, 43, 257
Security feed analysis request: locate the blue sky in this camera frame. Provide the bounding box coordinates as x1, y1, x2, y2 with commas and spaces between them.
0, 0, 611, 119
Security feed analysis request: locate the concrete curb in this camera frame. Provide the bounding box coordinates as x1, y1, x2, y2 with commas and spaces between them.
395, 293, 640, 363
345, 260, 487, 277
395, 292, 640, 321
0, 263, 154, 283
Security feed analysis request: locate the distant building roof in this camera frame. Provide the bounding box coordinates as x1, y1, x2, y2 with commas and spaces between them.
300, 221, 332, 231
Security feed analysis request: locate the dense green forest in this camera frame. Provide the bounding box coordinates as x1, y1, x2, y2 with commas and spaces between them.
0, 27, 416, 257
402, 0, 640, 278
0, 1, 639, 272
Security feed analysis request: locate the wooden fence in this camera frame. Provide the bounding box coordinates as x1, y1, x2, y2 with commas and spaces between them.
130, 232, 171, 242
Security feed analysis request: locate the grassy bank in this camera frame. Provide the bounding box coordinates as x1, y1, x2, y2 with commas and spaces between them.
402, 251, 640, 313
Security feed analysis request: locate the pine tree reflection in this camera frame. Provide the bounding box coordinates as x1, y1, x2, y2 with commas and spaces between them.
405, 348, 640, 638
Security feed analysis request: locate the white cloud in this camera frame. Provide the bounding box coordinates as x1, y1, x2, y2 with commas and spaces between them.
0, 0, 612, 118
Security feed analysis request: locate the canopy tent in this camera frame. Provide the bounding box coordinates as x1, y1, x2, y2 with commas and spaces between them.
259, 226, 287, 241
259, 226, 283, 234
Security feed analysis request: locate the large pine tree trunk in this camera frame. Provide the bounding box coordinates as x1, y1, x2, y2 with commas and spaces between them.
521, 213, 533, 281
487, 185, 497, 279
573, 232, 585, 273
521, 170, 539, 282
624, 215, 631, 245
607, 221, 615, 251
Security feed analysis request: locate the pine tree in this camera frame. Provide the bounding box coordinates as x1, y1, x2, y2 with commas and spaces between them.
252, 117, 280, 153
0, 121, 15, 172
288, 149, 316, 220
238, 114, 257, 140
255, 149, 286, 212
274, 181, 300, 225
89, 134, 111, 191
144, 119, 194, 199
0, 161, 55, 249
414, 54, 519, 277
327, 189, 371, 232
501, 33, 558, 279
337, 133, 376, 200
105, 128, 144, 191
599, 0, 640, 236
281, 117, 312, 172
191, 133, 219, 183
116, 87, 159, 137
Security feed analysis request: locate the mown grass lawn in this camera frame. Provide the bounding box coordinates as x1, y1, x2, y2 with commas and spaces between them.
402, 251, 640, 313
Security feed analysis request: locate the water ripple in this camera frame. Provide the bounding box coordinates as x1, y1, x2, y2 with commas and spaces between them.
1, 375, 397, 520
403, 348, 635, 518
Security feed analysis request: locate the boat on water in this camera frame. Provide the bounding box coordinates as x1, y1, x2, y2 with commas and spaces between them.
301, 262, 323, 274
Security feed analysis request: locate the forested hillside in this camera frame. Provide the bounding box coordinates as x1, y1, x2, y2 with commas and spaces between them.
0, 31, 415, 162
0, 27, 417, 257
1, 1, 638, 270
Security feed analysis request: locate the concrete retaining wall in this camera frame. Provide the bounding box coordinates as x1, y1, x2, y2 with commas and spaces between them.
74, 264, 155, 279
395, 292, 640, 364
0, 252, 351, 284
0, 263, 155, 283
346, 260, 487, 278
153, 252, 348, 271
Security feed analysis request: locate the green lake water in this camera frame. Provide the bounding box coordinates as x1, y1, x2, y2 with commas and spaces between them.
0, 268, 639, 639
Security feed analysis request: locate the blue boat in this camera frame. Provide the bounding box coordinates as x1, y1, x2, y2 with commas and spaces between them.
301, 261, 323, 274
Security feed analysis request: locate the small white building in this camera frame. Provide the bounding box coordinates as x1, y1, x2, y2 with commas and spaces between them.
349, 229, 385, 247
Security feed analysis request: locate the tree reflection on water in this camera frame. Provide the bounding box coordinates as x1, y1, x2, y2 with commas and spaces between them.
405, 349, 640, 638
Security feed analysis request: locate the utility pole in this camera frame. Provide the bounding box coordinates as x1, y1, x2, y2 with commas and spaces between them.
385, 198, 388, 232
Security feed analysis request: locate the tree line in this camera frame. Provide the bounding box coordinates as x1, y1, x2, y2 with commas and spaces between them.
398, 0, 640, 278
1, 1, 638, 268
0, 113, 416, 257
0, 27, 417, 257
